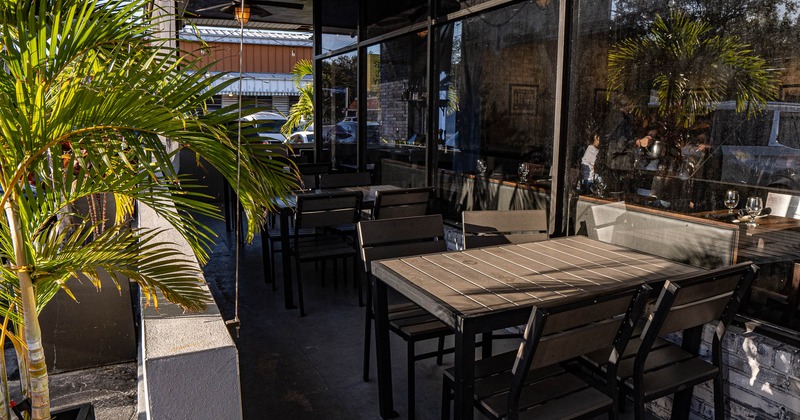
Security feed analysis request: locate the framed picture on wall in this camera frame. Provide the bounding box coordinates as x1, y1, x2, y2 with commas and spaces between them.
509, 84, 538, 114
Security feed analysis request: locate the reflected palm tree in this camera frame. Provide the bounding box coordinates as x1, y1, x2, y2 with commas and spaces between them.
607, 11, 778, 148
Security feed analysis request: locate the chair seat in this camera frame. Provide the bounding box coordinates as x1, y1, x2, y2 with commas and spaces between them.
388, 305, 451, 340
624, 354, 719, 401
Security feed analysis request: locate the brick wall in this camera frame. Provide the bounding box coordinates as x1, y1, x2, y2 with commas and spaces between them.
647, 324, 800, 419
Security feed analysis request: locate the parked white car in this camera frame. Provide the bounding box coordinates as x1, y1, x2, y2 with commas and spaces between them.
239, 111, 287, 144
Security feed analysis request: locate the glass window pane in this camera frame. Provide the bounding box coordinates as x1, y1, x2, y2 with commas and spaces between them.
366, 0, 429, 39
320, 52, 358, 169
320, 0, 358, 53
568, 0, 800, 329
364, 32, 429, 188
433, 3, 559, 219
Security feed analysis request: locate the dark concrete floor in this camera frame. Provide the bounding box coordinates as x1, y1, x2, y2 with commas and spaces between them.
202, 214, 452, 420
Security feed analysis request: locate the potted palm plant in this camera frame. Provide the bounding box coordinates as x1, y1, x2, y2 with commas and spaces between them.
0, 1, 295, 419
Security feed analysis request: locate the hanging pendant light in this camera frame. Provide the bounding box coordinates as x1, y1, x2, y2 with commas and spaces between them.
234, 6, 250, 24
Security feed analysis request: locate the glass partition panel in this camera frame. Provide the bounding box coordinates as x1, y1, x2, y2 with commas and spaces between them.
365, 0, 429, 39
320, 0, 358, 54
320, 52, 358, 169
433, 2, 559, 220
568, 0, 800, 330
364, 32, 429, 188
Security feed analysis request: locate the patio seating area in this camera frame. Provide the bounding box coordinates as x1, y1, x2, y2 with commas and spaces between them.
199, 198, 666, 420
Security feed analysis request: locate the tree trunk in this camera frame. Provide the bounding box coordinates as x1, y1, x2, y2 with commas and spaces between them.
3, 198, 50, 420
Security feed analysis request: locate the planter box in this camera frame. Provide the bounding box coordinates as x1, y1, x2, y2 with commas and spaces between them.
38, 269, 137, 373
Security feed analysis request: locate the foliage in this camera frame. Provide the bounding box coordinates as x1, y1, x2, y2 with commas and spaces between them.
282, 59, 314, 136
0, 1, 296, 418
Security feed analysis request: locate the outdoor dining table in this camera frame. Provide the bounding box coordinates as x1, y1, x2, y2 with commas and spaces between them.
271, 184, 400, 309
370, 235, 705, 420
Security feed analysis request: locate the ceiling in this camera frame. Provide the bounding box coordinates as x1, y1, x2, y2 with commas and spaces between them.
179, 0, 314, 30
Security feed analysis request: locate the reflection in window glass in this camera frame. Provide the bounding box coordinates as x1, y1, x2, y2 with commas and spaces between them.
321, 33, 357, 55
433, 3, 559, 219
366, 0, 429, 39
364, 33, 428, 188
320, 52, 358, 169
568, 0, 800, 329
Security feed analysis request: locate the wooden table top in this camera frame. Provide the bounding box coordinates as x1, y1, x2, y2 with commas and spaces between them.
372, 235, 701, 319
702, 209, 800, 234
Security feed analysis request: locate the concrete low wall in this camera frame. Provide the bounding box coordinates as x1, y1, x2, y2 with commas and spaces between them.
136, 203, 242, 420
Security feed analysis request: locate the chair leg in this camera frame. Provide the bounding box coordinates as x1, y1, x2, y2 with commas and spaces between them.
356, 257, 364, 307
295, 257, 306, 317
441, 376, 451, 420
270, 244, 278, 291
261, 229, 275, 286
633, 393, 645, 420
713, 376, 725, 420
436, 336, 445, 365
362, 294, 373, 382
407, 340, 416, 420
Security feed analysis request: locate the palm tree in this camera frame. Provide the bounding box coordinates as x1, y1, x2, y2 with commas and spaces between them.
0, 1, 296, 419
607, 11, 779, 148
282, 59, 314, 137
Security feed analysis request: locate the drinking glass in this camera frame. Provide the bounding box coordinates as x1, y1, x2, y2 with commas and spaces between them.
518, 163, 529, 183
476, 159, 487, 176
745, 196, 763, 228
723, 190, 739, 214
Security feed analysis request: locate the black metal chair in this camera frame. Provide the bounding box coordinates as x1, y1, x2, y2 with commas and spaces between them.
582, 261, 758, 419
462, 210, 549, 345
289, 191, 363, 316
462, 209, 548, 249
358, 214, 451, 420
440, 284, 652, 420
371, 187, 434, 220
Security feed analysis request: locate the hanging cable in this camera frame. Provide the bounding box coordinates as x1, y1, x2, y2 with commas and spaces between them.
226, 0, 246, 339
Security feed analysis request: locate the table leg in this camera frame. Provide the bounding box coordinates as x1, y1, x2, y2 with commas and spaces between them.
453, 322, 475, 420
282, 208, 296, 309
374, 278, 398, 419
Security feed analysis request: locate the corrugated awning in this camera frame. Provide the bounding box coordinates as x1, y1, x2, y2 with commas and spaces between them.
208, 72, 309, 96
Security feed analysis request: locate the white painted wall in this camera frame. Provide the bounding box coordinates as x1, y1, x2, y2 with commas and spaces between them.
136, 203, 242, 420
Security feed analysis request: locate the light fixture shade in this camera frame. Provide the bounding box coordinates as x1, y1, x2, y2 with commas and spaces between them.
234, 6, 250, 24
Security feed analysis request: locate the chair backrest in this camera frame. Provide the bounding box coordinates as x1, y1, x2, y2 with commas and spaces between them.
319, 172, 372, 189
357, 214, 447, 274
299, 174, 317, 191
372, 187, 434, 220
766, 192, 800, 220
297, 162, 331, 176
636, 262, 758, 364
508, 284, 652, 414
462, 210, 548, 249
295, 191, 363, 231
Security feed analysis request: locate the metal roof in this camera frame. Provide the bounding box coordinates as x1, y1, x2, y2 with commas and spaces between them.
181, 26, 312, 47
207, 72, 309, 96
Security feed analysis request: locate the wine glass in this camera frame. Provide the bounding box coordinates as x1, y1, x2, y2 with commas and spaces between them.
518, 163, 529, 183
723, 190, 739, 214
745, 196, 763, 228
476, 159, 487, 176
